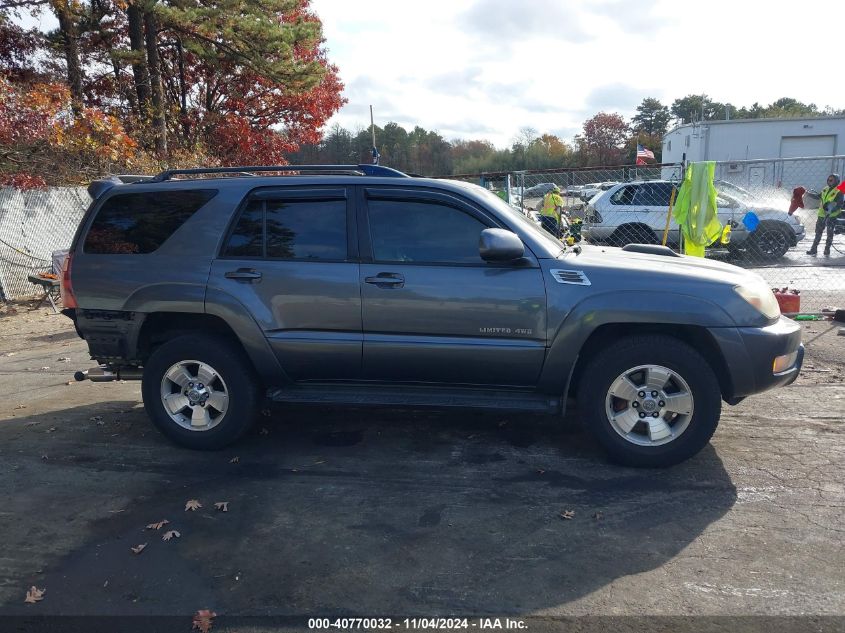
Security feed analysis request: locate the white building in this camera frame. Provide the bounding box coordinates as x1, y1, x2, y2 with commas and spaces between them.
662, 117, 845, 191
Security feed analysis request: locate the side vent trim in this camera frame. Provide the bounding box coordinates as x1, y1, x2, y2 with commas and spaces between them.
550, 269, 591, 286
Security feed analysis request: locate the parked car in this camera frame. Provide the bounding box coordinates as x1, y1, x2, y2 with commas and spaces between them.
61, 164, 803, 467
579, 181, 618, 202
583, 180, 805, 260
522, 182, 557, 199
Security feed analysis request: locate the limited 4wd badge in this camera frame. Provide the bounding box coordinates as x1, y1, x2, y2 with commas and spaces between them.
479, 327, 533, 335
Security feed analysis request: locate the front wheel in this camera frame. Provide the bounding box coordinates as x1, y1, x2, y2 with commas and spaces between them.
142, 334, 260, 450
576, 335, 722, 467
748, 224, 791, 260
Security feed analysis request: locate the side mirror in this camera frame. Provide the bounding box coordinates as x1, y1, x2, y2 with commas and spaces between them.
479, 228, 525, 262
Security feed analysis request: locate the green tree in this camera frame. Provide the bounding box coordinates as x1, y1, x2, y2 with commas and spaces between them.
631, 97, 671, 136
670, 94, 727, 124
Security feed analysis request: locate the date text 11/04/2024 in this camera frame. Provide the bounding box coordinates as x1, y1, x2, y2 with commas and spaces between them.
307, 618, 528, 630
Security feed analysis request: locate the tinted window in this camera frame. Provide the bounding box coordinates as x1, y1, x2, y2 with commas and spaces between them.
224, 200, 263, 257
633, 183, 674, 206
610, 186, 636, 205
223, 198, 347, 260
368, 199, 487, 264
266, 199, 346, 259
84, 190, 216, 254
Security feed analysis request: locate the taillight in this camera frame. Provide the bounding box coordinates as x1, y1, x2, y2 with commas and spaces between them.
60, 251, 78, 309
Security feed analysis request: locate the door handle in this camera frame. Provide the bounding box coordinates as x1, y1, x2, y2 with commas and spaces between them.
364, 273, 404, 288
225, 268, 262, 282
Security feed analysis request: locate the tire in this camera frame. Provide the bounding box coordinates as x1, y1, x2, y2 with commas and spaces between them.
748, 223, 791, 261
608, 224, 657, 247
576, 335, 721, 467
142, 334, 260, 450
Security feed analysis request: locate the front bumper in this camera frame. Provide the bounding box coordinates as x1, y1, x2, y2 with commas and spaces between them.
708, 316, 804, 400
791, 223, 806, 244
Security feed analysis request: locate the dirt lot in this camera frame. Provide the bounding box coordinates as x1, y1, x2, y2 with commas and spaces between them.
0, 304, 843, 627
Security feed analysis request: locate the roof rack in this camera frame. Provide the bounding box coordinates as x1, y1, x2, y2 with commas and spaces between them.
148, 164, 408, 183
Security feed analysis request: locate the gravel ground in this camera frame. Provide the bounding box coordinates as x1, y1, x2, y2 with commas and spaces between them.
0, 303, 843, 630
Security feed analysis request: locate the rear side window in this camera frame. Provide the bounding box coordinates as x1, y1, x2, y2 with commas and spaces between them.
610, 186, 636, 205
84, 190, 217, 254
223, 198, 347, 260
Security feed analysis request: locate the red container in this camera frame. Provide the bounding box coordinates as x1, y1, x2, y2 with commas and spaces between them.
774, 291, 800, 315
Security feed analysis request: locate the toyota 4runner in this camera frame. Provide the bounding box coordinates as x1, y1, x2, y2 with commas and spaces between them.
61, 164, 804, 467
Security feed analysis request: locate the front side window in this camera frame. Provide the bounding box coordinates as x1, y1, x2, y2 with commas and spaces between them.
84, 189, 217, 254
367, 199, 488, 264
223, 197, 347, 260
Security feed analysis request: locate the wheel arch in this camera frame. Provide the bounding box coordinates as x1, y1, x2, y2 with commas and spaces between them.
565, 323, 734, 402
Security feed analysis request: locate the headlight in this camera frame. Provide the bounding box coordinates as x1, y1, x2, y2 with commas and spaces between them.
734, 280, 780, 319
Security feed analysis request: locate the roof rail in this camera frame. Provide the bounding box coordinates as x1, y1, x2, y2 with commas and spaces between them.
148, 164, 408, 183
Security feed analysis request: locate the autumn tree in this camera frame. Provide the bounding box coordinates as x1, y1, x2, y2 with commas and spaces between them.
576, 112, 629, 166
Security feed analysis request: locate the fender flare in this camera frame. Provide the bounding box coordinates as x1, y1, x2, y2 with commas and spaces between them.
539, 291, 736, 394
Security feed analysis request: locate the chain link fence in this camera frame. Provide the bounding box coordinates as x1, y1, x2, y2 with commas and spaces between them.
456, 156, 845, 313
0, 187, 89, 301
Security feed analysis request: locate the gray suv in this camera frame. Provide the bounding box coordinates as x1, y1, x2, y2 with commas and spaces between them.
61, 164, 803, 467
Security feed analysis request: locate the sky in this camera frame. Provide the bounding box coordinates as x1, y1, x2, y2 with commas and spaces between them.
311, 0, 845, 147
14, 0, 844, 149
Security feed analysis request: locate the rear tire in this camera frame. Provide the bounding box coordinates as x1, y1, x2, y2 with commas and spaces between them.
609, 224, 657, 247
142, 334, 260, 450
576, 335, 721, 467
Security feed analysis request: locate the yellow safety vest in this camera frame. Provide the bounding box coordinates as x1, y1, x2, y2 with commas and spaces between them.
541, 192, 563, 218
819, 186, 842, 218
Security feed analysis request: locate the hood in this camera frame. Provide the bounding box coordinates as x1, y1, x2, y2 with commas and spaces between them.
560, 244, 758, 286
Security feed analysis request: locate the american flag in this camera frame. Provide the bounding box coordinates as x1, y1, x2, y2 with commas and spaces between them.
636, 144, 655, 161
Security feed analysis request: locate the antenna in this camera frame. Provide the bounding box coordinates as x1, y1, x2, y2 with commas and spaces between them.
370, 105, 380, 165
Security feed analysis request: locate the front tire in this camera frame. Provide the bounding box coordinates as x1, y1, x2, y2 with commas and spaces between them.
576, 335, 721, 467
748, 223, 791, 260
142, 334, 260, 450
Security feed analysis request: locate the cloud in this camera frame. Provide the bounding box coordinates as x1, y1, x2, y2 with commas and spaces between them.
458, 0, 591, 43
583, 83, 647, 112
426, 68, 484, 94
587, 0, 676, 34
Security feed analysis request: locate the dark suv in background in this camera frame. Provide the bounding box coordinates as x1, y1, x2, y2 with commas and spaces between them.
61, 165, 803, 467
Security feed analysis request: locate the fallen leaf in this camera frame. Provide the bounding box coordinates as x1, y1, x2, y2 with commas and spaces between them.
130, 543, 147, 555
192, 609, 217, 633
162, 530, 181, 541
45, 427, 56, 433
229, 456, 240, 464
498, 420, 508, 427
57, 357, 71, 362
259, 427, 269, 436
40, 366, 50, 370
65, 381, 73, 386
24, 586, 45, 604
4, 352, 16, 356
146, 519, 170, 530
89, 416, 102, 423
536, 469, 545, 475
14, 404, 26, 410
40, 454, 48, 460
593, 512, 603, 520
185, 499, 202, 512
261, 408, 271, 417
214, 502, 229, 512
313, 460, 326, 465
560, 510, 575, 520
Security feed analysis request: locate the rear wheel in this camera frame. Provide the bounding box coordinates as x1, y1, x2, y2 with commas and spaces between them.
142, 334, 260, 450
608, 224, 657, 247
576, 335, 721, 467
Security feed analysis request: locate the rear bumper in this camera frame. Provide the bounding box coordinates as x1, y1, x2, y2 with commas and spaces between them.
709, 316, 804, 400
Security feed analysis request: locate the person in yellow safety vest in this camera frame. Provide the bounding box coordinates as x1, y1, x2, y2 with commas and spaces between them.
540, 185, 565, 237
806, 173, 844, 256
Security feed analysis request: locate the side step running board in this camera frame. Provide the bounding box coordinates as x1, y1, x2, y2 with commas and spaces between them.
268, 385, 560, 414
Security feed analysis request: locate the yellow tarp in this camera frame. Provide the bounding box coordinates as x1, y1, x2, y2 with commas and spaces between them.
672, 162, 723, 257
